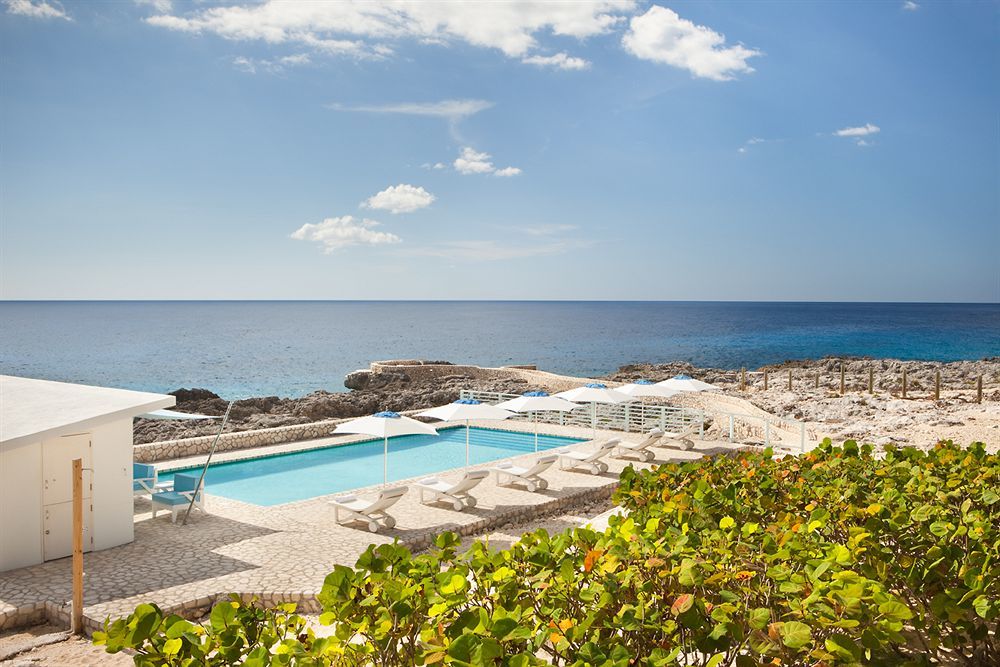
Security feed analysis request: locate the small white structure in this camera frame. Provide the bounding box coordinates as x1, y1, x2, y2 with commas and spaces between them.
0, 375, 174, 572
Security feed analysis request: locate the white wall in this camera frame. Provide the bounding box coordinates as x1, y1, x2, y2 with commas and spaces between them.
0, 440, 43, 571
0, 417, 136, 572
90, 419, 134, 550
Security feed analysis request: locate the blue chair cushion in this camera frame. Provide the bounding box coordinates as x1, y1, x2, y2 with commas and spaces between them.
133, 463, 156, 480
152, 491, 190, 506
173, 473, 200, 494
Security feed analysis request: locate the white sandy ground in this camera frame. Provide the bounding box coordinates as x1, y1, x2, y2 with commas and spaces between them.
4, 366, 996, 662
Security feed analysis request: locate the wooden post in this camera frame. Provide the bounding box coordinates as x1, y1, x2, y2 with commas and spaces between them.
840, 363, 845, 395
977, 376, 983, 403
814, 372, 819, 389
763, 369, 768, 391
788, 369, 792, 391
934, 371, 941, 401
868, 368, 874, 394
740, 367, 746, 391
902, 369, 907, 398
72, 458, 84, 635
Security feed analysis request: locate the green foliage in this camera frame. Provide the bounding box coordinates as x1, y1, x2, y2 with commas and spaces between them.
98, 440, 999, 666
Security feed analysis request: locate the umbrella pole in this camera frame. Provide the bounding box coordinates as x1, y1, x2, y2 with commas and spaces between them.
183, 401, 233, 526
592, 403, 597, 438
534, 412, 538, 452
383, 436, 388, 487
465, 419, 470, 467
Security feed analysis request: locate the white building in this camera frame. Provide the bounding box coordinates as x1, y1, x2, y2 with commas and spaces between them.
0, 375, 174, 572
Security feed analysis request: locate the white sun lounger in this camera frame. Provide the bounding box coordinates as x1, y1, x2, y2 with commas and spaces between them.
491, 454, 558, 492
614, 428, 664, 462
415, 470, 490, 511
660, 425, 699, 450
557, 438, 620, 475
329, 486, 407, 533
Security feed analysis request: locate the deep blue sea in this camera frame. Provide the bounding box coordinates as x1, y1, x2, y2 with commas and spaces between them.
1, 301, 997, 399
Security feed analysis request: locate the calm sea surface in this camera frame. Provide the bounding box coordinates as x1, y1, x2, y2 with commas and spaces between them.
1, 301, 997, 399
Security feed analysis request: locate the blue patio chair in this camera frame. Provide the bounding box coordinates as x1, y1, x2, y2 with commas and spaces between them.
151, 473, 206, 523
133, 463, 157, 497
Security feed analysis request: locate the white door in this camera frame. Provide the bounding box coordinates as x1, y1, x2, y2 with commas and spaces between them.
42, 434, 93, 561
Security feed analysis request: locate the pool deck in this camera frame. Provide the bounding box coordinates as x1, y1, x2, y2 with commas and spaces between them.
0, 421, 743, 633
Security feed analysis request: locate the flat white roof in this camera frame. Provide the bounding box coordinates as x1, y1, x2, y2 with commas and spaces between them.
0, 375, 174, 449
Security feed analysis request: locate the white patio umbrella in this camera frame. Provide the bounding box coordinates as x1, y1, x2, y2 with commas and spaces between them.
615, 380, 680, 400
417, 398, 513, 466
333, 411, 438, 486
656, 374, 719, 392
554, 383, 634, 437
496, 391, 579, 451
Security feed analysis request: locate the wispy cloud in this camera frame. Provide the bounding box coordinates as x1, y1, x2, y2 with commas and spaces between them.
737, 136, 768, 153
328, 99, 494, 122
902, 1, 919, 11
4, 0, 71, 20
835, 123, 880, 137
521, 52, 590, 71
402, 239, 587, 262
133, 0, 171, 12
517, 224, 579, 236
454, 147, 521, 177
361, 184, 435, 214
233, 53, 311, 74
622, 5, 760, 81
291, 216, 401, 253
421, 162, 447, 170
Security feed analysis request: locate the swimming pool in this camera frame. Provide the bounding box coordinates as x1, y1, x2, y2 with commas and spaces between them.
158, 427, 585, 506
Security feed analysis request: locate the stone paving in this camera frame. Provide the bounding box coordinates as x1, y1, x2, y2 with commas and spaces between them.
0, 421, 740, 634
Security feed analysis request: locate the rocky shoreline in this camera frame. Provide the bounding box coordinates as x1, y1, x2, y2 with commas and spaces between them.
133, 357, 1000, 447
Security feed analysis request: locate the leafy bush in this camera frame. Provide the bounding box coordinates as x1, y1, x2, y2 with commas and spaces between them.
98, 440, 998, 666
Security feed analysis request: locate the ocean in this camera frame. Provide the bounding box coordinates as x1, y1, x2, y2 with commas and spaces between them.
1, 301, 997, 399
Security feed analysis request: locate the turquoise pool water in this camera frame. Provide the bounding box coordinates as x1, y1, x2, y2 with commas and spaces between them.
157, 427, 584, 506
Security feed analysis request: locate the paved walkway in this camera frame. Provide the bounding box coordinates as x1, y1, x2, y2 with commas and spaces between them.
0, 421, 739, 633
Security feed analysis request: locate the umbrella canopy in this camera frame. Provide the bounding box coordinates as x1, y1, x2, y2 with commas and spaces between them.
614, 380, 680, 400
496, 391, 579, 451
417, 399, 513, 466
656, 374, 719, 392
333, 411, 438, 485
554, 383, 634, 437
139, 409, 221, 420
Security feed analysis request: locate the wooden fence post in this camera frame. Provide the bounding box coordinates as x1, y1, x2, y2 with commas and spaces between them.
740, 367, 746, 392
814, 372, 819, 389
934, 371, 941, 401
72, 458, 84, 635
977, 376, 982, 403
764, 369, 768, 391
868, 368, 874, 395
840, 363, 845, 395
788, 369, 792, 391
902, 369, 908, 398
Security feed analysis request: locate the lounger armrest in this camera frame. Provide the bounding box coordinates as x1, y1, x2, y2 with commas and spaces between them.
417, 477, 440, 486
332, 495, 357, 504
494, 462, 514, 470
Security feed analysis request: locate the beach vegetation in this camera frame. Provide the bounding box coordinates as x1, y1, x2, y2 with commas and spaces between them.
97, 440, 998, 665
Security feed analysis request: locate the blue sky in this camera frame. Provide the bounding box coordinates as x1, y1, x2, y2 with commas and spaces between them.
1, 0, 997, 301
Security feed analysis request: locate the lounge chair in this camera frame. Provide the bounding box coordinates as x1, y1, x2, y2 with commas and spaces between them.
415, 470, 490, 510
491, 454, 558, 492
133, 462, 157, 497
659, 425, 699, 450
557, 438, 620, 475
151, 473, 205, 523
614, 428, 664, 462
329, 486, 407, 533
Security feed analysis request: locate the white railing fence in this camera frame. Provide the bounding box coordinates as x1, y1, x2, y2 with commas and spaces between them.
461, 390, 810, 451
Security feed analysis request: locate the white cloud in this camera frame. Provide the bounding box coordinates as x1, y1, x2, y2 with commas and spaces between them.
454, 147, 520, 176
291, 216, 401, 253
835, 123, 880, 137
232, 52, 311, 74
145, 1, 636, 63
4, 0, 70, 20
855, 139, 873, 147
622, 5, 760, 81
518, 224, 578, 236
902, 1, 919, 10
421, 162, 447, 170
522, 52, 590, 70
329, 99, 494, 121
134, 0, 171, 12
737, 136, 767, 153
362, 184, 435, 214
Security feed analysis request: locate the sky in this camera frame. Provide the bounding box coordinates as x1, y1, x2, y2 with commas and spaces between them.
1, 0, 997, 301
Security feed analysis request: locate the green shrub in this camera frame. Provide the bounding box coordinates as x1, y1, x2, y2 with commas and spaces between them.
98, 440, 998, 666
